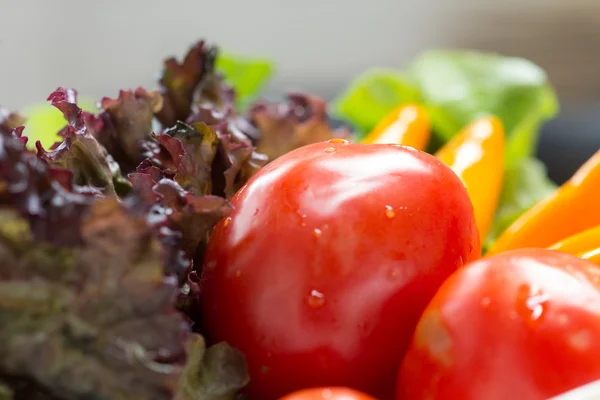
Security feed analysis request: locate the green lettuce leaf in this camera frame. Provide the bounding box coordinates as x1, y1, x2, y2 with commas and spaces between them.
406, 50, 558, 161
216, 51, 274, 112
333, 50, 558, 161
331, 69, 420, 138
484, 157, 557, 250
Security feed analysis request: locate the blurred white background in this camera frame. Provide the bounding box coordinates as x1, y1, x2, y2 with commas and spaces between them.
1, 0, 599, 108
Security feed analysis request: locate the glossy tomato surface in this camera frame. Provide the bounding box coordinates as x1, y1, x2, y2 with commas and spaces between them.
397, 248, 600, 400
278, 387, 377, 400
201, 140, 480, 399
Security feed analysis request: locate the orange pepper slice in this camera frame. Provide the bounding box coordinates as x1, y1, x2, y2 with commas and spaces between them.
435, 116, 505, 241
361, 104, 430, 150
488, 149, 600, 255
549, 225, 600, 254
549, 225, 600, 266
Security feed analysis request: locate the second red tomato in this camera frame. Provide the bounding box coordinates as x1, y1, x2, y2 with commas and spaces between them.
397, 248, 600, 400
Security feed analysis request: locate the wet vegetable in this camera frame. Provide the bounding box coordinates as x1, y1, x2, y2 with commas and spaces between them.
361, 103, 430, 150
2, 35, 587, 400
201, 141, 480, 399
549, 225, 600, 266
397, 249, 600, 400
279, 387, 377, 400
435, 116, 505, 241
488, 149, 600, 254
0, 39, 337, 400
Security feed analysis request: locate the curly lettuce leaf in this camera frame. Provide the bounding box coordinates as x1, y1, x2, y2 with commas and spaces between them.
152, 179, 232, 258
0, 197, 189, 400
185, 107, 267, 199
0, 125, 188, 399
95, 88, 163, 173
0, 108, 26, 136
0, 128, 248, 399
484, 157, 557, 250
21, 98, 96, 149
250, 93, 351, 160
0, 123, 93, 247
128, 164, 232, 274
406, 50, 558, 160
216, 51, 274, 112
151, 121, 219, 196
332, 69, 420, 137
34, 88, 131, 197
156, 41, 236, 128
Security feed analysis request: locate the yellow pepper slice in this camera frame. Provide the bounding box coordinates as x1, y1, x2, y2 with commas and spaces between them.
435, 116, 505, 242
361, 104, 430, 150
488, 148, 600, 255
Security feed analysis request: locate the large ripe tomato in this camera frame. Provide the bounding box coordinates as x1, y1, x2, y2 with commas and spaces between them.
201, 140, 480, 399
397, 248, 600, 400
278, 387, 377, 400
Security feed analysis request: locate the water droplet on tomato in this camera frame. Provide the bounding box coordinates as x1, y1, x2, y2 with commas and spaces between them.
526, 292, 549, 321
253, 208, 259, 216
313, 228, 322, 238
517, 284, 549, 321
327, 138, 349, 145
295, 210, 308, 227
324, 147, 336, 153
235, 269, 242, 278
223, 217, 232, 227
384, 205, 396, 219
306, 289, 325, 308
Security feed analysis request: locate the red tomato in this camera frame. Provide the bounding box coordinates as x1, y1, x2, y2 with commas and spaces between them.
396, 248, 600, 400
201, 140, 480, 399
279, 387, 377, 400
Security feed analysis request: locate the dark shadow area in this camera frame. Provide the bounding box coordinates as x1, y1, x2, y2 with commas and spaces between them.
537, 103, 600, 185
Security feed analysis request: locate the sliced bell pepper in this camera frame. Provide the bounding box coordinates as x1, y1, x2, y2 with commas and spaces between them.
361, 104, 430, 150
435, 116, 505, 241
548, 225, 600, 266
488, 149, 600, 255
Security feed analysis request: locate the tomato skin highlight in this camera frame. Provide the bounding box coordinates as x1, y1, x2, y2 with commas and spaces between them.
396, 248, 600, 400
278, 387, 377, 400
201, 141, 480, 399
